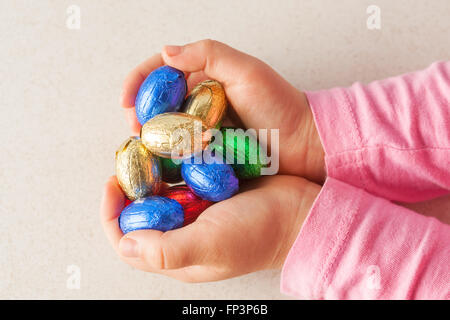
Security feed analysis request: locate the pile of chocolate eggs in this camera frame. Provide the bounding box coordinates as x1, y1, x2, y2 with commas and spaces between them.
115, 66, 267, 234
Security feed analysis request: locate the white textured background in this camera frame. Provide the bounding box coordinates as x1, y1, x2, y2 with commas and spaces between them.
0, 0, 449, 299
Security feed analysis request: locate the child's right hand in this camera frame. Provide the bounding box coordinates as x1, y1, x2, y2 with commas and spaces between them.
120, 40, 325, 183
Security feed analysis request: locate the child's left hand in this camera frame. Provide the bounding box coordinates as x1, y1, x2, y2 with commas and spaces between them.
100, 174, 319, 282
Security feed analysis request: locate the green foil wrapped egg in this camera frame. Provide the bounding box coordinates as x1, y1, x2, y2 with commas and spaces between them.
160, 157, 182, 183
212, 127, 268, 179
115, 137, 162, 200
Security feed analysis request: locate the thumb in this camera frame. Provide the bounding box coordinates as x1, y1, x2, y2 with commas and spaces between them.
161, 39, 260, 88
118, 220, 217, 270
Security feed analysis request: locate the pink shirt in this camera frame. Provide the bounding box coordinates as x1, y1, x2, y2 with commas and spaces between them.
281, 61, 450, 299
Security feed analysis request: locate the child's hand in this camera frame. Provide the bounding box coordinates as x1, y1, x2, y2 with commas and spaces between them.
120, 40, 325, 183
100, 175, 320, 282
108, 40, 323, 281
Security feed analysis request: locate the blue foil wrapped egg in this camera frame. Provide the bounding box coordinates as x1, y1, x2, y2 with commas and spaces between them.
181, 154, 239, 202
135, 66, 187, 125
119, 196, 184, 234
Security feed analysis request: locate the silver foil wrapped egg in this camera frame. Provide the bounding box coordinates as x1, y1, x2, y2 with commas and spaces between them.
140, 112, 211, 159
115, 137, 162, 200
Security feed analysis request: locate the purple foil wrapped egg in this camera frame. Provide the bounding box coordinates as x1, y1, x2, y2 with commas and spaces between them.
135, 66, 187, 125
119, 196, 184, 234
181, 154, 239, 202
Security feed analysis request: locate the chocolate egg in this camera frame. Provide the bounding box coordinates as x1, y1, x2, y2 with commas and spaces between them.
162, 185, 213, 226
119, 196, 184, 233
135, 66, 187, 125
115, 137, 162, 200
182, 80, 227, 129
140, 112, 211, 159
212, 127, 268, 179
181, 154, 239, 202
160, 157, 182, 183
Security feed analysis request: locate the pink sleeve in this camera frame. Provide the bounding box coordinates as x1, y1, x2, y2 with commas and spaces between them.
306, 61, 450, 202
281, 177, 450, 300
280, 62, 450, 299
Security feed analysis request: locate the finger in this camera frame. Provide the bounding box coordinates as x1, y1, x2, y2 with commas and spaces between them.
120, 53, 164, 108
101, 178, 169, 251
119, 217, 220, 270
100, 176, 126, 249
162, 39, 259, 88
114, 256, 226, 283
185, 71, 208, 92
159, 265, 236, 283
99, 177, 149, 270
123, 108, 142, 136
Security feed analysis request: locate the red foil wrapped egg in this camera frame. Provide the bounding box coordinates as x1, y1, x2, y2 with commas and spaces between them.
124, 199, 133, 208
162, 185, 213, 226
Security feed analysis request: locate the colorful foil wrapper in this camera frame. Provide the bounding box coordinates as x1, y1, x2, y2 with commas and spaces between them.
140, 112, 211, 159
119, 196, 184, 233
115, 137, 162, 200
160, 157, 183, 183
211, 127, 268, 179
135, 65, 187, 125
182, 80, 227, 129
181, 153, 239, 202
162, 185, 213, 226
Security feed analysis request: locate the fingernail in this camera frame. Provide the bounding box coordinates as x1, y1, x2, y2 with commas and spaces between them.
119, 237, 139, 257
165, 45, 183, 57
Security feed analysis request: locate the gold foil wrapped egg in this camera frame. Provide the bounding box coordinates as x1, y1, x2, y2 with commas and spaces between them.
115, 137, 162, 201
182, 80, 227, 129
140, 112, 211, 159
